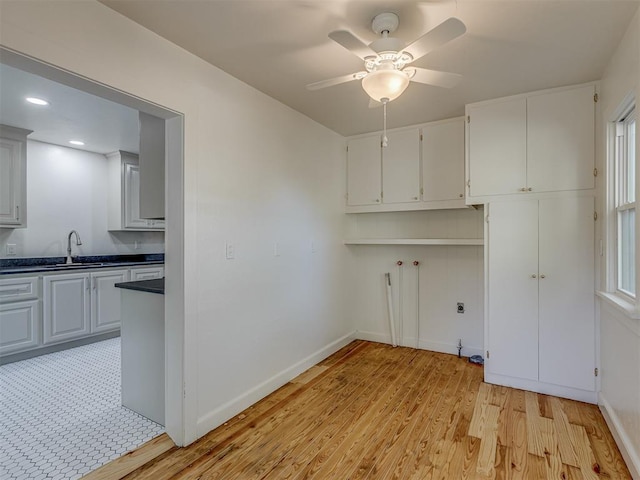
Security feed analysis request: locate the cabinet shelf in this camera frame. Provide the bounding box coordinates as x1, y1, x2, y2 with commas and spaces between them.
344, 238, 484, 246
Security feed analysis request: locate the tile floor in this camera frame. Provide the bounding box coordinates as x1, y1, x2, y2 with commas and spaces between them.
0, 338, 164, 479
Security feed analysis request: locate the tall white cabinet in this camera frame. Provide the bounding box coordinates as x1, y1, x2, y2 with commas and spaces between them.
486, 196, 596, 401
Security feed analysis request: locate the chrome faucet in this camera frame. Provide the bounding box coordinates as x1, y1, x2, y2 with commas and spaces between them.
66, 230, 82, 264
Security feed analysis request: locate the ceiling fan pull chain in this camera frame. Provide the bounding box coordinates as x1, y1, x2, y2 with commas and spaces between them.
382, 98, 389, 148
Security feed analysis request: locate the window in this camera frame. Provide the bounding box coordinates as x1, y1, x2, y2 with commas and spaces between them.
615, 106, 636, 297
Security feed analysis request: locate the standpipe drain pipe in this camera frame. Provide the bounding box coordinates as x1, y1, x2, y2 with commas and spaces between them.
385, 272, 397, 347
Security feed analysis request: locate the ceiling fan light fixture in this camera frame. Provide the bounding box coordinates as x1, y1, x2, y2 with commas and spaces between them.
361, 68, 410, 103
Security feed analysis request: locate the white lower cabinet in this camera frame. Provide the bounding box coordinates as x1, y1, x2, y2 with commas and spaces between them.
43, 273, 91, 345
91, 269, 129, 334
0, 300, 39, 355
43, 269, 130, 345
1, 264, 162, 359
486, 196, 595, 401
0, 276, 39, 355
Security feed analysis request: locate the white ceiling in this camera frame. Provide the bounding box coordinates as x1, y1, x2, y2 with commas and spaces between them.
0, 63, 140, 154
99, 0, 640, 136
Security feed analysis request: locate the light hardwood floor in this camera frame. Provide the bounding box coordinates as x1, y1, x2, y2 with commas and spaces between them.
93, 340, 630, 479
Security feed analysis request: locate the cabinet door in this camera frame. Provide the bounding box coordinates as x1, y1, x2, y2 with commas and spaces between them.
422, 119, 464, 202
0, 137, 24, 226
527, 85, 595, 193
130, 266, 164, 281
91, 269, 128, 334
43, 273, 90, 344
382, 129, 420, 204
487, 200, 539, 381
538, 197, 595, 391
347, 136, 381, 206
467, 98, 527, 197
0, 300, 39, 355
124, 162, 150, 229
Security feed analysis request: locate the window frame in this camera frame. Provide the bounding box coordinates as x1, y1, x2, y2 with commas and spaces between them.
613, 104, 636, 300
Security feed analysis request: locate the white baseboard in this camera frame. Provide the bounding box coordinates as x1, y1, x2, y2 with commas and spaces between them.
354, 330, 483, 358
484, 372, 598, 404
196, 331, 357, 438
599, 394, 640, 480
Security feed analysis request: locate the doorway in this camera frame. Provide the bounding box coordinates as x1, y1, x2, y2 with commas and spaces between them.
0, 46, 185, 477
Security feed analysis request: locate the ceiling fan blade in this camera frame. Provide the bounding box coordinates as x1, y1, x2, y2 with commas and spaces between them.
328, 30, 377, 60
306, 71, 367, 91
403, 17, 466, 61
407, 67, 462, 88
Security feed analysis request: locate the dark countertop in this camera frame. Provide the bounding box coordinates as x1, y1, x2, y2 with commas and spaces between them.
115, 278, 164, 295
0, 254, 164, 275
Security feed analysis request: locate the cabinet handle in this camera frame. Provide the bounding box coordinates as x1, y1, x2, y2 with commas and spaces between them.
84, 278, 89, 291
531, 274, 537, 278
16, 205, 19, 221
92, 277, 96, 290
459, 194, 463, 198
375, 199, 380, 203
412, 196, 418, 200
528, 187, 533, 191
519, 187, 527, 192
540, 274, 546, 279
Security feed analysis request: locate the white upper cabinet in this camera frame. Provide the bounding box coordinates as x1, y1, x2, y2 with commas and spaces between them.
467, 98, 527, 198
422, 118, 465, 202
466, 83, 596, 203
107, 150, 165, 231
382, 129, 421, 204
0, 125, 31, 228
527, 85, 595, 193
347, 135, 381, 206
346, 118, 466, 213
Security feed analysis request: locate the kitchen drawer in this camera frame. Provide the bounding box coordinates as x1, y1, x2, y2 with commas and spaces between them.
130, 266, 164, 281
0, 276, 38, 302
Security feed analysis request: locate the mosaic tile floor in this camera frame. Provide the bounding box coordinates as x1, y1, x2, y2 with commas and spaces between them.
0, 338, 164, 479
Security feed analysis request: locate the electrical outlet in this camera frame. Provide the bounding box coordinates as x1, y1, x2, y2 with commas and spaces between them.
457, 302, 465, 314
6, 244, 17, 256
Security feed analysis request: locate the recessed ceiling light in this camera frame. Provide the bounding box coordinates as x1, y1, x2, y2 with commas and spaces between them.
69, 140, 85, 146
26, 97, 49, 106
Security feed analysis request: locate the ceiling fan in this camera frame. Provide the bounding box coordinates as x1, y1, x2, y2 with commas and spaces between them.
306, 12, 466, 105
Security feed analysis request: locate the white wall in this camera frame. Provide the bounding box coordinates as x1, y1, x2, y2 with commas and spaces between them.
0, 0, 352, 445
348, 209, 485, 357
0, 140, 164, 258
597, 7, 640, 478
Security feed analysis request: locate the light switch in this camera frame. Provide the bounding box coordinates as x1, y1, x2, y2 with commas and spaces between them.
225, 242, 235, 259
6, 244, 17, 256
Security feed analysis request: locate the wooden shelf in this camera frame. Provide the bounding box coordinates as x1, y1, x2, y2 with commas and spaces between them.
344, 238, 484, 246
